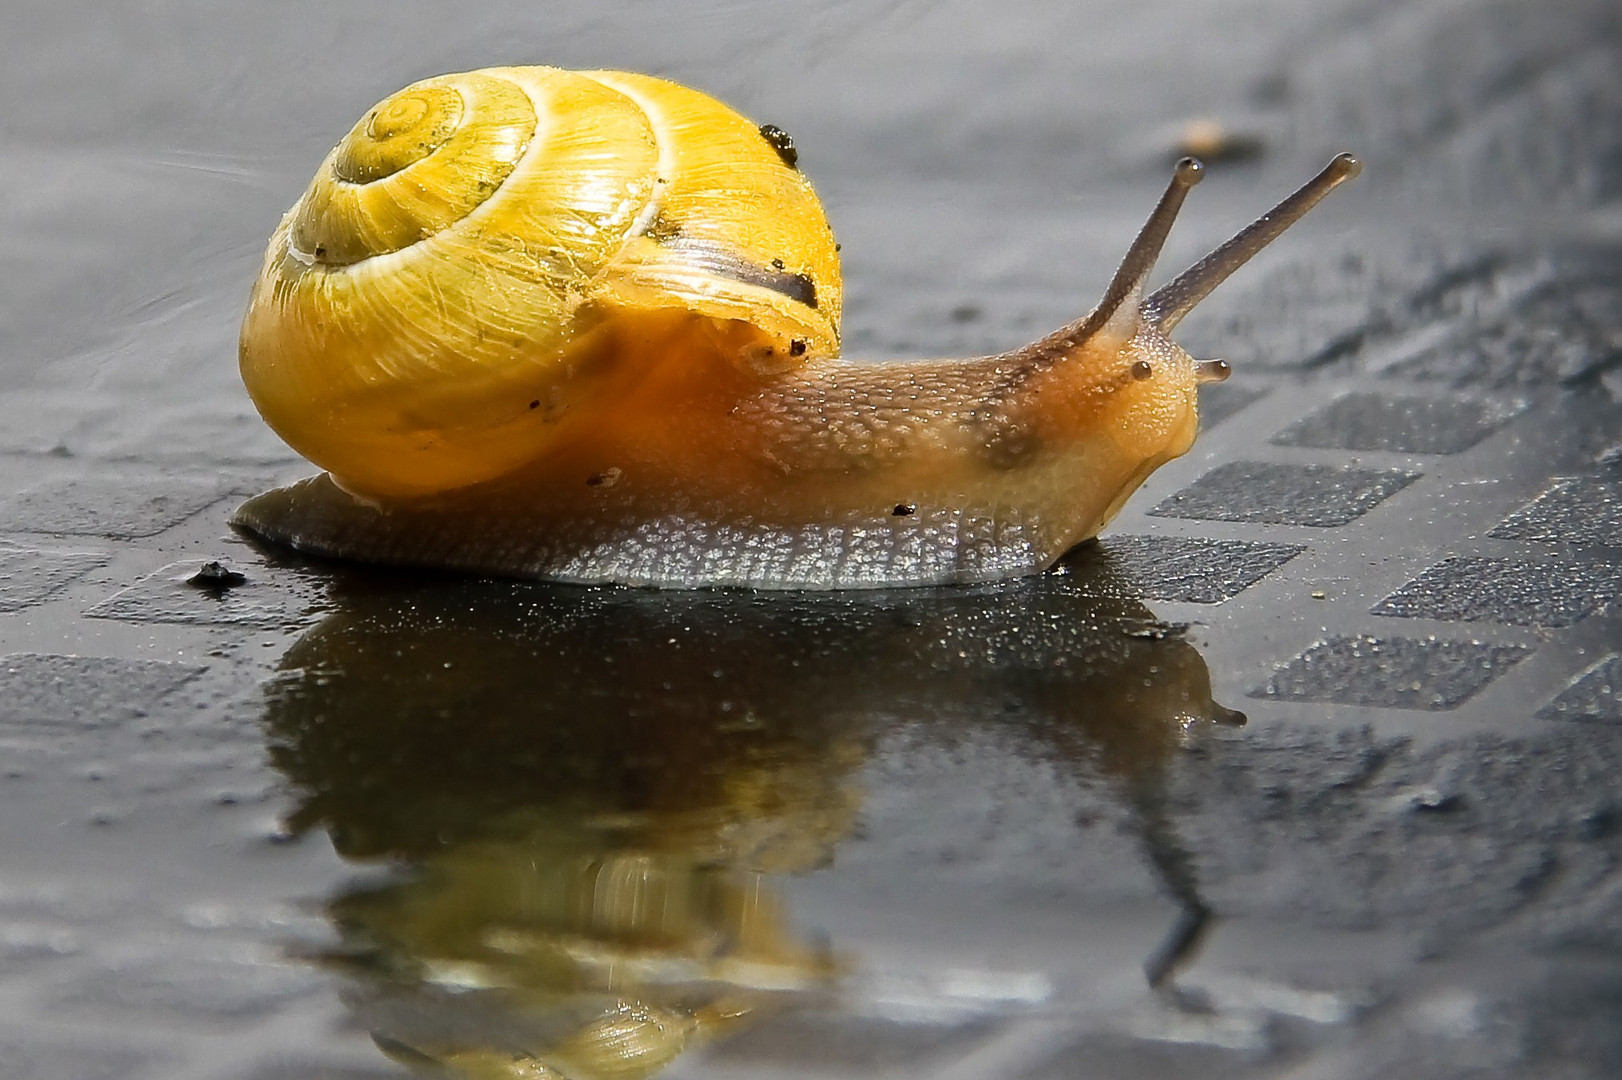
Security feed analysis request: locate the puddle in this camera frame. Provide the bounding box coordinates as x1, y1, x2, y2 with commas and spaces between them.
258, 563, 1238, 1075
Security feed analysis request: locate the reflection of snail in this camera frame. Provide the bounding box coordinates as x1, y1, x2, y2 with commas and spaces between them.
340, 831, 839, 1080
235, 66, 1359, 587
265, 556, 1240, 1078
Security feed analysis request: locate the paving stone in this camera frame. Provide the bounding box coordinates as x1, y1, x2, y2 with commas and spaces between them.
85, 559, 328, 630
1019, 1029, 1262, 1080
232, 1065, 403, 1080
1196, 383, 1268, 431
1204, 245, 1389, 372
1250, 634, 1532, 710
1384, 268, 1622, 389
0, 882, 128, 925
0, 475, 234, 539
0, 545, 107, 612
1271, 392, 1518, 454
0, 653, 205, 733
1488, 474, 1622, 548
51, 955, 324, 1025
700, 1012, 995, 1072
1148, 461, 1420, 528
1090, 534, 1304, 603
1538, 654, 1622, 724
0, 1038, 162, 1080
1349, 253, 1520, 365
1372, 556, 1622, 628
0, 921, 80, 971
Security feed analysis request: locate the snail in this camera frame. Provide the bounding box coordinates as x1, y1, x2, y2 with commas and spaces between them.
234, 66, 1360, 589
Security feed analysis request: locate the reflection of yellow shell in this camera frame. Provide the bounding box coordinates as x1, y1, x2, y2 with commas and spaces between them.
347, 837, 832, 1080
412, 999, 753, 1080
543, 1002, 693, 1080
240, 67, 840, 498
321, 752, 855, 1078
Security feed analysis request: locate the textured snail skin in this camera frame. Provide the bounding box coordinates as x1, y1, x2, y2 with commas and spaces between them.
234, 66, 1359, 588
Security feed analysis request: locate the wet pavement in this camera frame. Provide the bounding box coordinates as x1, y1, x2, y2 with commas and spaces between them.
3, 0, 1621, 1077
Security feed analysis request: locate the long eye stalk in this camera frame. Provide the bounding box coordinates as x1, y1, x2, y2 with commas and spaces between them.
1142, 153, 1362, 333
1084, 157, 1205, 342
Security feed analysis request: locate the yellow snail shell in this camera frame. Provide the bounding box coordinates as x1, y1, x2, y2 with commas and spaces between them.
234, 66, 1359, 589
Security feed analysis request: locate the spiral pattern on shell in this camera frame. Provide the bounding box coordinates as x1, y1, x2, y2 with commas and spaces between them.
240, 67, 842, 499
291, 75, 535, 266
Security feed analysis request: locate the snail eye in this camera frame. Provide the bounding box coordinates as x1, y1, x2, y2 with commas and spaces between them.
1131, 360, 1154, 381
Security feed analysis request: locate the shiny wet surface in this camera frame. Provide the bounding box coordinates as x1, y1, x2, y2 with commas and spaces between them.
3, 1, 1622, 1078
266, 565, 1234, 1075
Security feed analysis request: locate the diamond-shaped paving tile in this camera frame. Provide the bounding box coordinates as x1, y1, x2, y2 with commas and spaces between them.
1149, 461, 1420, 527
231, 1066, 402, 1080
85, 560, 328, 630
0, 1039, 162, 1080
0, 921, 79, 972
0, 476, 231, 539
0, 546, 108, 612
1538, 655, 1622, 723
1207, 248, 1386, 371
1018, 1030, 1260, 1080
1372, 556, 1622, 627
1271, 392, 1517, 454
1489, 475, 1622, 548
1196, 383, 1268, 431
0, 653, 205, 733
702, 1012, 996, 1071
1090, 534, 1303, 603
1383, 268, 1622, 389
1251, 634, 1532, 710
50, 955, 322, 1025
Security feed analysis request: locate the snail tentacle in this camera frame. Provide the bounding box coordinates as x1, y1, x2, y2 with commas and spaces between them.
1082, 157, 1205, 347
1144, 153, 1362, 332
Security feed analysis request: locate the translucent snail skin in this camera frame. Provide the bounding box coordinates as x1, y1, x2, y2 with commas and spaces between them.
233, 66, 1360, 589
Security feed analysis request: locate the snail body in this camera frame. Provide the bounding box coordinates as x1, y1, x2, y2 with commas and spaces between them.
235, 66, 1359, 588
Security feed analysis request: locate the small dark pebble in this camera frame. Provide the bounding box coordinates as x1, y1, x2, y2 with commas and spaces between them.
1410, 788, 1465, 814
188, 561, 247, 589
892, 503, 917, 516
758, 123, 798, 169
790, 339, 807, 357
